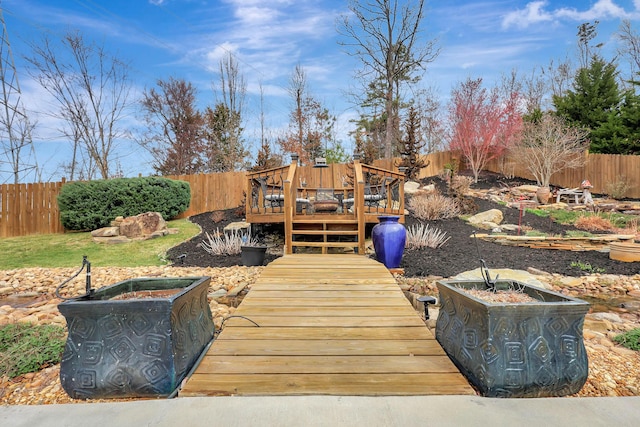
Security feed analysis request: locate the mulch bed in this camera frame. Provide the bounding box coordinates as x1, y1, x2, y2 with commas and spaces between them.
167, 171, 640, 278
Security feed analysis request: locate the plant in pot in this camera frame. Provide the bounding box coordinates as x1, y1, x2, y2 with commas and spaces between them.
240, 233, 268, 267
435, 258, 590, 398
200, 228, 268, 266
56, 257, 215, 399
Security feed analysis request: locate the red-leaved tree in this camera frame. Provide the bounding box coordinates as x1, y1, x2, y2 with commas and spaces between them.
448, 77, 523, 182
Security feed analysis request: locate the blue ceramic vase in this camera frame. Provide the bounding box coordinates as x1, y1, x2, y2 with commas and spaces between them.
372, 215, 406, 268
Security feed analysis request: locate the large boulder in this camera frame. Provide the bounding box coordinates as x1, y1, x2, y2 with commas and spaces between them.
92, 212, 172, 243
467, 209, 504, 229
119, 212, 167, 238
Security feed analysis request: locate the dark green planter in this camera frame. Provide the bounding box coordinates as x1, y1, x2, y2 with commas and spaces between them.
436, 279, 590, 398
58, 277, 214, 399
241, 245, 268, 266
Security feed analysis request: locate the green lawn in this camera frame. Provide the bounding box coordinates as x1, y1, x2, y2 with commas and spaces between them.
0, 219, 201, 269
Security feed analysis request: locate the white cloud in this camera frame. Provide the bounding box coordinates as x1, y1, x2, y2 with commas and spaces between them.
502, 0, 640, 29
502, 1, 555, 29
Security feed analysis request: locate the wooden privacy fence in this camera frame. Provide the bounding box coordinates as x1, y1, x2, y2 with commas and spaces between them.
485, 152, 640, 199
167, 171, 247, 218
0, 181, 66, 238
2, 150, 638, 238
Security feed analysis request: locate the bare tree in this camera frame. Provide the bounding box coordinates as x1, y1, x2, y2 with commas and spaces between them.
543, 57, 574, 99
206, 52, 248, 171
511, 114, 589, 188
252, 82, 282, 171
577, 21, 601, 69
339, 0, 439, 158
0, 9, 38, 184
279, 65, 336, 165
287, 64, 307, 159
616, 19, 640, 80
413, 86, 445, 154
140, 77, 204, 175
26, 32, 131, 180
0, 112, 37, 184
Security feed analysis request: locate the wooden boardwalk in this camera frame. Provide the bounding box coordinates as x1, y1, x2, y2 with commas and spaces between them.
179, 254, 475, 396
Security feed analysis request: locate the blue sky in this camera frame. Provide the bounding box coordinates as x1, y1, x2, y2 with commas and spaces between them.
2, 0, 640, 183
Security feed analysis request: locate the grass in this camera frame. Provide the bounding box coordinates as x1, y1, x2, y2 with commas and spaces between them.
525, 208, 550, 217
0, 219, 200, 269
524, 230, 548, 237
0, 323, 67, 378
613, 328, 640, 351
526, 208, 639, 230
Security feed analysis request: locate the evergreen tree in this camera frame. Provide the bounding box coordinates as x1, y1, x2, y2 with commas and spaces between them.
553, 56, 639, 154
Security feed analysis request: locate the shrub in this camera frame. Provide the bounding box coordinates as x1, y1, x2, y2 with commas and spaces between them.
613, 328, 640, 351
569, 261, 605, 273
408, 193, 461, 220
605, 175, 632, 200
574, 215, 615, 232
449, 175, 473, 198
58, 177, 190, 230
406, 223, 450, 249
0, 323, 66, 378
200, 229, 243, 255
199, 229, 260, 255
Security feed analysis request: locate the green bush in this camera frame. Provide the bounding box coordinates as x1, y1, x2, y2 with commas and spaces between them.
613, 328, 640, 351
58, 177, 191, 230
0, 323, 66, 378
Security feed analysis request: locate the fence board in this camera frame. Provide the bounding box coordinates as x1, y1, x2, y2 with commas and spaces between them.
485, 152, 640, 198
1, 151, 638, 238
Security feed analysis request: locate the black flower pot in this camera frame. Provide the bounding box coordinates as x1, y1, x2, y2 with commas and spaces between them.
58, 276, 214, 399
241, 245, 268, 266
435, 279, 590, 398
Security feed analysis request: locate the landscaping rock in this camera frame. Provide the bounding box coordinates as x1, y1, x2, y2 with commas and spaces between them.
224, 221, 251, 234
403, 181, 421, 194
515, 185, 538, 193
467, 209, 503, 228
119, 212, 167, 238
91, 212, 170, 243
90, 227, 120, 238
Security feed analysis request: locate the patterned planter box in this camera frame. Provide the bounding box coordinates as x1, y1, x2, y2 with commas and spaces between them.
435, 279, 590, 398
58, 277, 214, 399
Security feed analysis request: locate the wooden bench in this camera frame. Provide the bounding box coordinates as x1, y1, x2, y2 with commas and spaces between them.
556, 188, 583, 204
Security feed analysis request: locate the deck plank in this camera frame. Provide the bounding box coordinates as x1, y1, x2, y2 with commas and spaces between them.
179, 254, 475, 397
183, 373, 473, 396
206, 339, 448, 356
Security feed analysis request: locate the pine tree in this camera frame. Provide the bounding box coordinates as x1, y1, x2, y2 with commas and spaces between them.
553, 56, 640, 154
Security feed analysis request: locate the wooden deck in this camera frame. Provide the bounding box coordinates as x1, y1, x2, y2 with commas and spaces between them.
179, 254, 475, 396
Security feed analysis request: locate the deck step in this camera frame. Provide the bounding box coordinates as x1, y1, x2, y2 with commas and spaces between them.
293, 219, 358, 225
291, 241, 358, 248
292, 230, 358, 236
